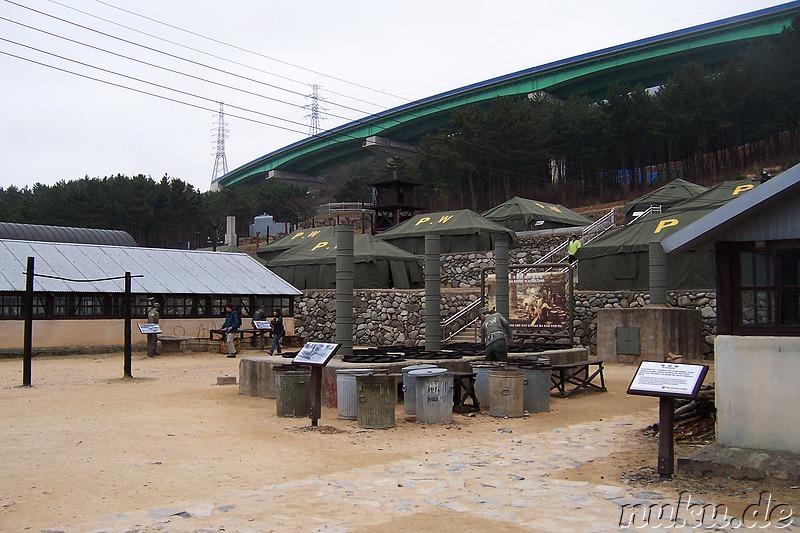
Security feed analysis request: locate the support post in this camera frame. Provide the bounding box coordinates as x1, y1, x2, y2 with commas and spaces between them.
123, 272, 133, 378
23, 256, 34, 387
495, 237, 509, 318
657, 396, 675, 476
309, 366, 322, 427
336, 224, 354, 357
424, 234, 441, 350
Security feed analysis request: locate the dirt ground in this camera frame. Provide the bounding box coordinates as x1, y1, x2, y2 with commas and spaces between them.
0, 351, 797, 531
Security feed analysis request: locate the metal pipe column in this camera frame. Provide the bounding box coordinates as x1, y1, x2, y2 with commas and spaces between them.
336, 224, 354, 357
424, 234, 441, 351
649, 242, 668, 306
495, 237, 509, 318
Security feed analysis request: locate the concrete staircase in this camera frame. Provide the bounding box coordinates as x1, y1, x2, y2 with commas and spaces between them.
446, 323, 480, 344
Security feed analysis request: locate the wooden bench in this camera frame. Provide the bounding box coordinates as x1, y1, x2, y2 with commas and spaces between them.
210, 329, 272, 350
550, 361, 606, 398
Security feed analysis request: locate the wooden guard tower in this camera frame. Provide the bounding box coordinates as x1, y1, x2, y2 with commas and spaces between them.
369, 171, 421, 232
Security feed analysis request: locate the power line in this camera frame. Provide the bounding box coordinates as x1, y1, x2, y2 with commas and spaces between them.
4, 1, 378, 120
86, 0, 411, 104
0, 37, 316, 130
0, 15, 362, 124
0, 49, 309, 135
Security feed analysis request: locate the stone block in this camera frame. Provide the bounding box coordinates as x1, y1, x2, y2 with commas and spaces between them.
217, 375, 237, 386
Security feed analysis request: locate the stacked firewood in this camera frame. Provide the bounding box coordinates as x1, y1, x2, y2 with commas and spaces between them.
673, 383, 716, 442
644, 383, 716, 443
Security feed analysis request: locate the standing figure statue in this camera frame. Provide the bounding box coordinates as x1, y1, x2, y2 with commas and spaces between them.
146, 302, 160, 357
480, 307, 513, 362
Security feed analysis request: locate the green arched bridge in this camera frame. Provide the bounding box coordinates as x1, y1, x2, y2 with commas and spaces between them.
213, 2, 800, 190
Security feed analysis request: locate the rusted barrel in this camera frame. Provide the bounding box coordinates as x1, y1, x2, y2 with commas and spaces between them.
488, 367, 524, 418
336, 369, 373, 420
274, 365, 311, 418
402, 364, 438, 415
410, 368, 452, 424
356, 374, 396, 429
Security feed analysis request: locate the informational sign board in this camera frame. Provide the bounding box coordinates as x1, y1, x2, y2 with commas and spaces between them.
253, 321, 272, 330
487, 271, 568, 331
292, 342, 340, 367
137, 323, 162, 334
627, 361, 709, 400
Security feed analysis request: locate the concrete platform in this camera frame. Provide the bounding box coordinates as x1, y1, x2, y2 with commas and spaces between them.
238, 355, 477, 408
238, 346, 589, 408
678, 443, 800, 484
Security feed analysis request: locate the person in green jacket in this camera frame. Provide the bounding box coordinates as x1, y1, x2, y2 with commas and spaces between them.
567, 235, 582, 263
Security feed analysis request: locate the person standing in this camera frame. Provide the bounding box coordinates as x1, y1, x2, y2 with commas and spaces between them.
268, 308, 284, 355
480, 307, 513, 361
251, 305, 267, 328
567, 235, 582, 263
146, 302, 160, 357
221, 303, 241, 358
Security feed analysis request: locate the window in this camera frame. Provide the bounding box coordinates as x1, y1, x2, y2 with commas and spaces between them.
164, 295, 205, 317
53, 295, 105, 317
736, 245, 800, 331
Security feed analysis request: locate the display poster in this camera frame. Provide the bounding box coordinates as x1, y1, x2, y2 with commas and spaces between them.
627, 361, 709, 399
292, 342, 341, 367
137, 323, 162, 334
253, 321, 272, 330
487, 271, 568, 332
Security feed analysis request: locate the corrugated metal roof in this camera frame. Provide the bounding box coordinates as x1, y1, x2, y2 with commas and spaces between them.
0, 239, 302, 296
0, 222, 138, 246
662, 163, 800, 254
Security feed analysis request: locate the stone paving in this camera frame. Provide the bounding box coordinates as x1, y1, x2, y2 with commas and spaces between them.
66, 413, 799, 532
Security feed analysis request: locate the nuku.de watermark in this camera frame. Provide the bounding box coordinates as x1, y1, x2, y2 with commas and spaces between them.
619, 491, 794, 529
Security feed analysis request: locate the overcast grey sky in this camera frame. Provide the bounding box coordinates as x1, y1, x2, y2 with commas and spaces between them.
0, 0, 790, 192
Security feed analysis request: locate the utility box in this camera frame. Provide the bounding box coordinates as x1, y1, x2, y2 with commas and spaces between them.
616, 326, 641, 355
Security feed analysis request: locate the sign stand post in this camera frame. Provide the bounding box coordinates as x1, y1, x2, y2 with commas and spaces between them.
627, 360, 709, 478
657, 396, 676, 476
291, 342, 341, 428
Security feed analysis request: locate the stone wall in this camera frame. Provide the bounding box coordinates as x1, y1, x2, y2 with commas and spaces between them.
441, 234, 566, 288
574, 291, 717, 357
294, 289, 480, 346
295, 287, 717, 357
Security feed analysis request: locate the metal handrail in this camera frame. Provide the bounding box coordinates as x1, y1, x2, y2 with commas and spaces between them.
442, 298, 483, 341
627, 205, 661, 225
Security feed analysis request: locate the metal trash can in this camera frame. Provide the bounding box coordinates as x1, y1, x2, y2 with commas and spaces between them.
519, 364, 552, 414
410, 368, 452, 424
336, 369, 373, 420
402, 364, 438, 415
488, 367, 524, 418
274, 365, 311, 418
356, 374, 396, 429
471, 363, 495, 410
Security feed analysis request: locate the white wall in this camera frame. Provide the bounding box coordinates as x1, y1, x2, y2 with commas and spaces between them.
716, 335, 800, 453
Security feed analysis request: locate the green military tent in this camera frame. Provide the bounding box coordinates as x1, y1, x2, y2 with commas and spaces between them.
579, 180, 761, 290
667, 179, 759, 212
378, 209, 517, 254
267, 233, 424, 290
622, 178, 707, 219
576, 209, 717, 290
256, 226, 337, 262
481, 196, 592, 231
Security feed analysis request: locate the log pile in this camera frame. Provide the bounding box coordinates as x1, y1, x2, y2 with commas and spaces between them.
644, 383, 716, 443
673, 383, 716, 442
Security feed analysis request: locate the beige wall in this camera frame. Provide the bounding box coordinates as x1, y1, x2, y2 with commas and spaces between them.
716, 335, 800, 454
0, 318, 294, 351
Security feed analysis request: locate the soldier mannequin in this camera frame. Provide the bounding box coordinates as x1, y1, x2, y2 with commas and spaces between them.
147, 302, 160, 356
